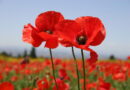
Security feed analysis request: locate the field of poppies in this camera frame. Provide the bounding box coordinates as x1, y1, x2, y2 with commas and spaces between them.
0, 57, 130, 90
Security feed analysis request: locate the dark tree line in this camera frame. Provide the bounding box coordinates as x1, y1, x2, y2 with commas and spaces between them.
30, 47, 37, 58
21, 47, 37, 58
0, 47, 37, 58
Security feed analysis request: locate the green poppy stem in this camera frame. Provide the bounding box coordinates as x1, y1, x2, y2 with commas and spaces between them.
71, 47, 80, 90
49, 48, 58, 90
81, 49, 86, 90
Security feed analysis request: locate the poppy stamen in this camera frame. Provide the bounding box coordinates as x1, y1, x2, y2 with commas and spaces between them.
77, 35, 87, 45
45, 30, 53, 34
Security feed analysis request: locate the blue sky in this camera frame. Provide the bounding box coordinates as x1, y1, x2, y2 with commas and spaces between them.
0, 0, 130, 59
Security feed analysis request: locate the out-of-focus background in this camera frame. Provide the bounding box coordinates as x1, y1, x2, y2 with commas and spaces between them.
0, 0, 130, 59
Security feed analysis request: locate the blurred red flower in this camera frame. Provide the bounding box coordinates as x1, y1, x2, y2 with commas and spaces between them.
22, 11, 64, 48
54, 59, 62, 65
127, 56, 130, 60
0, 82, 14, 90
58, 68, 70, 80
112, 72, 126, 82
86, 82, 96, 90
11, 76, 18, 82
37, 78, 50, 90
53, 79, 69, 90
97, 77, 111, 90
59, 68, 67, 79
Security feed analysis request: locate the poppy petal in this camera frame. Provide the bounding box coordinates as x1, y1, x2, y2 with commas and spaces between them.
55, 20, 81, 47
90, 26, 106, 46
38, 32, 58, 48
38, 32, 52, 40
22, 24, 33, 44
35, 11, 64, 32
31, 29, 43, 47
69, 41, 98, 64
45, 36, 58, 49
59, 38, 73, 47
83, 47, 98, 64
22, 24, 43, 47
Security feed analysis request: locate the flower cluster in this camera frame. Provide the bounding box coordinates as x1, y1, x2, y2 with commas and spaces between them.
22, 11, 106, 63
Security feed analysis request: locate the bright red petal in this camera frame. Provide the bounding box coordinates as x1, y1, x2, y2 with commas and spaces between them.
39, 32, 58, 48
59, 38, 73, 47
38, 32, 52, 40
90, 27, 106, 46
45, 36, 58, 49
22, 24, 33, 44
55, 20, 81, 47
83, 47, 98, 64
31, 29, 43, 47
22, 24, 43, 47
35, 11, 64, 32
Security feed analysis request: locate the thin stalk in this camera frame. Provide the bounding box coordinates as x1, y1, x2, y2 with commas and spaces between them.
49, 48, 58, 90
71, 47, 80, 90
81, 49, 86, 90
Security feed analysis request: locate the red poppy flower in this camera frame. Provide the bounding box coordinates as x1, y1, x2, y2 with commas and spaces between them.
53, 79, 69, 90
127, 56, 130, 60
22, 11, 64, 48
97, 77, 111, 90
112, 72, 126, 82
55, 17, 105, 63
11, 76, 18, 82
58, 68, 68, 80
54, 59, 62, 65
37, 78, 50, 90
55, 16, 106, 48
0, 82, 14, 90
86, 82, 96, 90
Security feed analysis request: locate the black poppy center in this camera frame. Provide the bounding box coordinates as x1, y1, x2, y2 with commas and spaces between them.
76, 35, 87, 45
45, 30, 53, 34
